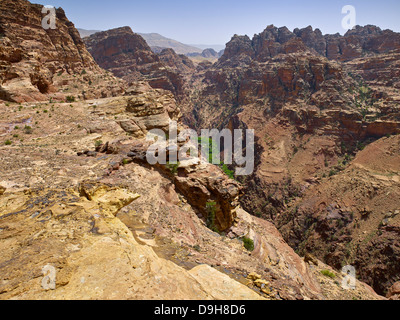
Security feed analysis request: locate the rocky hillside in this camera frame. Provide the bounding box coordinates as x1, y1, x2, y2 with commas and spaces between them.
0, 81, 383, 300
138, 32, 203, 55
0, 0, 125, 103
0, 0, 398, 300
182, 24, 400, 296
84, 27, 196, 99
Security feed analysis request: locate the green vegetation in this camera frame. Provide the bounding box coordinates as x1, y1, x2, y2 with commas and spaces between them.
221, 163, 235, 180
206, 200, 218, 233
4, 140, 12, 146
198, 137, 219, 164
321, 270, 336, 279
94, 140, 103, 148
24, 126, 33, 134
356, 141, 366, 151
66, 96, 76, 103
198, 137, 236, 180
242, 237, 255, 252
353, 84, 376, 120
166, 162, 180, 175
329, 169, 337, 177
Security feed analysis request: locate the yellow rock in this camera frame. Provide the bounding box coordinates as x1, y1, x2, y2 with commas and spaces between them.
247, 272, 262, 281
254, 279, 270, 288
189, 265, 266, 300
79, 181, 140, 216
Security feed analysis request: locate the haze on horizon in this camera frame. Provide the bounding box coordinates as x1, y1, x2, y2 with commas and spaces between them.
46, 0, 400, 46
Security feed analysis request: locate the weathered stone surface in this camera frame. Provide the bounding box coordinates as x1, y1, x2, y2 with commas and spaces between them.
0, 187, 263, 300
174, 163, 242, 231
387, 282, 400, 300
188, 265, 265, 300
0, 0, 125, 103
84, 27, 193, 100
117, 85, 181, 137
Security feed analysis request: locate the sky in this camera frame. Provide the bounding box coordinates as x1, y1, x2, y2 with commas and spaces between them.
43, 0, 400, 45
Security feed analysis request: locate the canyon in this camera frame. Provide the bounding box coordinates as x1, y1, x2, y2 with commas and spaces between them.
1, 0, 399, 300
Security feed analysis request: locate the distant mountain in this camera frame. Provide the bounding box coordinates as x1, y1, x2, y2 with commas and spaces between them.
138, 33, 202, 55
78, 29, 221, 56
77, 28, 102, 38
186, 48, 225, 63
188, 44, 225, 52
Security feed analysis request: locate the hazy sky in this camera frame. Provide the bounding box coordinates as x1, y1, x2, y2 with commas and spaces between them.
44, 0, 400, 45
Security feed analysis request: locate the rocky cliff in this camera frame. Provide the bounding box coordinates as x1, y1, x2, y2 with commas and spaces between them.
0, 0, 125, 102
84, 27, 196, 99
181, 24, 400, 296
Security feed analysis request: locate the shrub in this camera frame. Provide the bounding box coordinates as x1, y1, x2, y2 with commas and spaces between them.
356, 141, 366, 151
243, 237, 255, 252
66, 96, 75, 103
221, 163, 235, 180
206, 200, 218, 232
24, 126, 33, 134
166, 162, 180, 176
4, 140, 12, 146
321, 270, 336, 279
329, 169, 337, 177
94, 140, 103, 148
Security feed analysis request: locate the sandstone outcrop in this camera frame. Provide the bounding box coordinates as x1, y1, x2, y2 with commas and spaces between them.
0, 0, 125, 103
387, 282, 400, 300
84, 27, 195, 100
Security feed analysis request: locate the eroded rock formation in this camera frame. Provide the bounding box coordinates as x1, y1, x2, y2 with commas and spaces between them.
0, 0, 125, 102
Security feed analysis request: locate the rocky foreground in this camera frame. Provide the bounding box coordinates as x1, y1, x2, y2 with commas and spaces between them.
0, 84, 383, 300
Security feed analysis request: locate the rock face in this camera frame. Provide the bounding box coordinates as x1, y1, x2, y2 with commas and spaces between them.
0, 0, 394, 300
218, 24, 400, 64
0, 0, 124, 102
176, 24, 400, 297
84, 27, 195, 99
84, 27, 159, 81
387, 282, 400, 300
115, 82, 182, 138
0, 185, 264, 300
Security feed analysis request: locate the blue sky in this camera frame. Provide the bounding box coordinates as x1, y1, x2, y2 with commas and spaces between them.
43, 0, 400, 45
